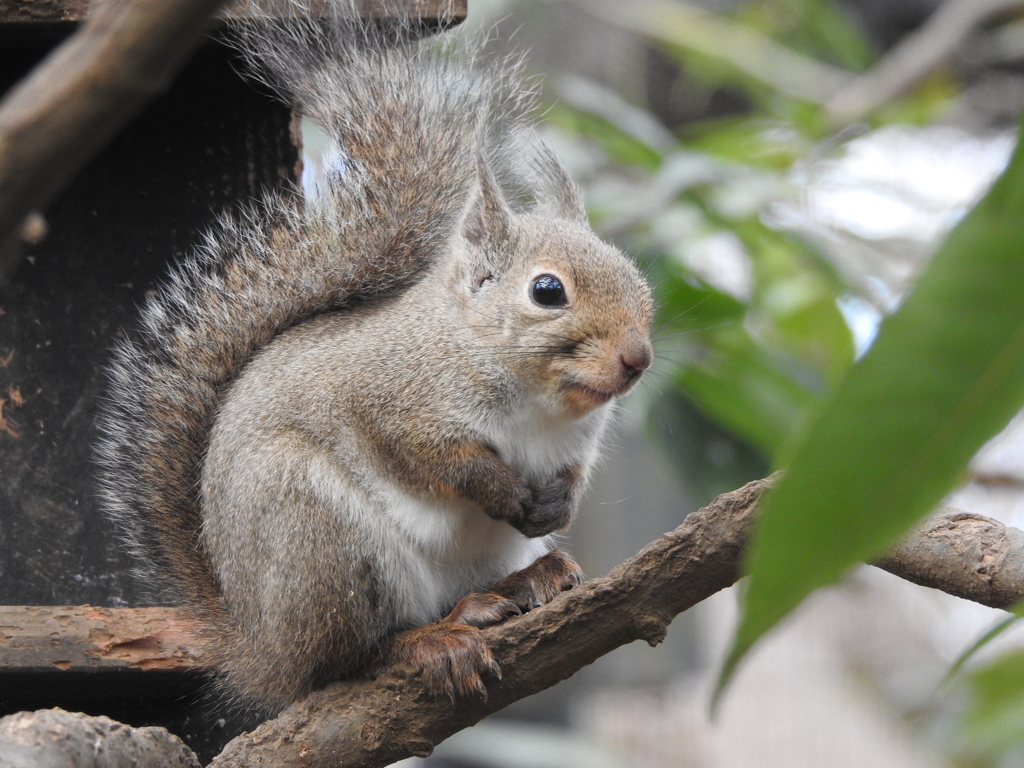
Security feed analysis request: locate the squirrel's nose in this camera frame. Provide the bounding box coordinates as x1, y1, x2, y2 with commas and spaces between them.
620, 343, 652, 381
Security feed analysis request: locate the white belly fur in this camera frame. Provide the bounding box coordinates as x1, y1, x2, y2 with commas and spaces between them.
378, 486, 551, 627
374, 398, 613, 626
307, 400, 613, 628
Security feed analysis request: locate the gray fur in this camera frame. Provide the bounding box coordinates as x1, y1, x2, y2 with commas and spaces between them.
96, 1, 654, 712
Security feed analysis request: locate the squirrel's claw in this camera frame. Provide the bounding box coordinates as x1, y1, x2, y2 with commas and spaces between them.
446, 592, 523, 628
488, 549, 585, 613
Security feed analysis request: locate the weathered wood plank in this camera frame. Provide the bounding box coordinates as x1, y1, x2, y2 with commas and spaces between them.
0, 0, 89, 24
0, 606, 198, 673
0, 0, 468, 24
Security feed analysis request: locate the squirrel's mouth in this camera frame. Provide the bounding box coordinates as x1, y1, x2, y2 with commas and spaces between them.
571, 383, 616, 404
560, 348, 650, 414
563, 378, 635, 412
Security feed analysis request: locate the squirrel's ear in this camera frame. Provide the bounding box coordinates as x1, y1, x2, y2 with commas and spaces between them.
528, 143, 589, 224
461, 153, 513, 254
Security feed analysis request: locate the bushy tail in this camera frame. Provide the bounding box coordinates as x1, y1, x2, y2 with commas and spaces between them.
95, 2, 540, 679
233, 0, 540, 243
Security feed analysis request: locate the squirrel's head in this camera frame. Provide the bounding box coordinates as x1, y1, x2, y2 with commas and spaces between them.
449, 153, 654, 418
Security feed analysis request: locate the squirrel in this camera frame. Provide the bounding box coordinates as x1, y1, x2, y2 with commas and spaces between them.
96, 1, 654, 713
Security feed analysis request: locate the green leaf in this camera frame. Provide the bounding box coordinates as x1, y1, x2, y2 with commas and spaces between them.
656, 273, 747, 326
652, 221, 852, 457
796, 0, 875, 71
945, 614, 1023, 685
547, 104, 664, 170
956, 650, 1024, 761
736, 0, 875, 72
683, 117, 810, 169
944, 599, 1024, 684
715, 127, 1024, 704
872, 71, 960, 128
734, 221, 855, 385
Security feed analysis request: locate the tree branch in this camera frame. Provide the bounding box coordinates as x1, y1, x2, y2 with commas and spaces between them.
0, 0, 232, 280
876, 506, 1024, 609
0, 605, 197, 672
207, 476, 1024, 768
3, 476, 1022, 767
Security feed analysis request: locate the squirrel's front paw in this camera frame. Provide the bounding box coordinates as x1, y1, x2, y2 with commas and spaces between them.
384, 623, 500, 699
512, 469, 578, 538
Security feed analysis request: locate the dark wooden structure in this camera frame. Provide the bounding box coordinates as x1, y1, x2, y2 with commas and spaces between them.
0, 1, 464, 760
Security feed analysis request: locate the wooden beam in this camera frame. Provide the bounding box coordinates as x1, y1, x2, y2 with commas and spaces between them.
0, 0, 468, 25
0, 0, 89, 24
3, 500, 1023, 680
0, 605, 197, 673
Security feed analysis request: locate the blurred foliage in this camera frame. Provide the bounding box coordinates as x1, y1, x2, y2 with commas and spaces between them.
947, 611, 1024, 685
539, 0, 1007, 490
957, 650, 1024, 767
723, 128, 1024, 701
734, 0, 874, 70
952, 601, 1024, 767
544, 0, 893, 463
522, 0, 1024, 764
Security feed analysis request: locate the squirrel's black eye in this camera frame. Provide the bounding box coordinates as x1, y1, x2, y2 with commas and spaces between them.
531, 274, 568, 308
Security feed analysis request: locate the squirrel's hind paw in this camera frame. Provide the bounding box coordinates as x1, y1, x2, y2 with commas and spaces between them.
385, 623, 500, 699
445, 591, 523, 628
489, 549, 585, 612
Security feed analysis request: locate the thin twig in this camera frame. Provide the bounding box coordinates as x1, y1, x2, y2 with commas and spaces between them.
825, 0, 1024, 125
576, 0, 851, 105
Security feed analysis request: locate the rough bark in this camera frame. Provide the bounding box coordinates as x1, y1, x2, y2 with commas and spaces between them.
876, 506, 1024, 609
0, 605, 198, 672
